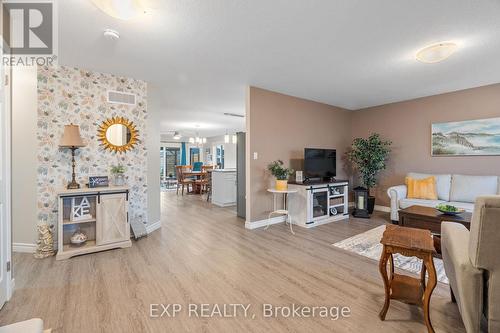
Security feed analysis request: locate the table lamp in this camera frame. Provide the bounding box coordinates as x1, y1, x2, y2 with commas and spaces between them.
59, 124, 86, 189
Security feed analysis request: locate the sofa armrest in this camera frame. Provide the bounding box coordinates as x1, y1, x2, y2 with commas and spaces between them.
387, 185, 407, 222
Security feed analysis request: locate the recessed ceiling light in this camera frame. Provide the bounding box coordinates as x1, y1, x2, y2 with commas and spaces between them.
103, 29, 120, 41
416, 42, 458, 64
91, 0, 146, 20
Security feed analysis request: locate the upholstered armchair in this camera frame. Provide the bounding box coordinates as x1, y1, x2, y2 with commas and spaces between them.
441, 196, 500, 333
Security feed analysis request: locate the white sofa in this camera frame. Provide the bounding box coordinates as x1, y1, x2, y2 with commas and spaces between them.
387, 173, 500, 221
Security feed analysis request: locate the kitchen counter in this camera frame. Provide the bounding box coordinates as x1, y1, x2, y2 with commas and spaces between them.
211, 169, 237, 173
211, 169, 237, 207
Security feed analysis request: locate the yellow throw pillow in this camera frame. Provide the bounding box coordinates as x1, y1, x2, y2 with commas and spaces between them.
405, 176, 438, 200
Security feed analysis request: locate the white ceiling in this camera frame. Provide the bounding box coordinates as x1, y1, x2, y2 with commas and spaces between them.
59, 0, 500, 137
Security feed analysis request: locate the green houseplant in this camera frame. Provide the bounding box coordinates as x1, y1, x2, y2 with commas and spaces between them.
110, 164, 127, 186
347, 134, 391, 214
267, 160, 294, 191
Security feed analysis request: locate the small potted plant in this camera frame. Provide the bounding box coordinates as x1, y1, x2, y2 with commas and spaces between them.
110, 164, 126, 186
267, 160, 294, 191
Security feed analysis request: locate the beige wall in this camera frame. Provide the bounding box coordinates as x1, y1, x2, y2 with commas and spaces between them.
12, 66, 38, 245
246, 87, 351, 222
351, 83, 500, 206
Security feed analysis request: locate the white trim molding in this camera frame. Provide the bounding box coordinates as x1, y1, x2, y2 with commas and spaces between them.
374, 205, 391, 213
245, 215, 286, 230
13, 243, 36, 253
245, 203, 388, 230
146, 220, 162, 234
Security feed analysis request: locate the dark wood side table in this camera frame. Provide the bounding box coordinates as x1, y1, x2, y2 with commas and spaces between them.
398, 205, 471, 256
379, 224, 437, 333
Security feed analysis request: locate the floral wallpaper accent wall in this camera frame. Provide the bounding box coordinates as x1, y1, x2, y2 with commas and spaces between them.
37, 65, 148, 225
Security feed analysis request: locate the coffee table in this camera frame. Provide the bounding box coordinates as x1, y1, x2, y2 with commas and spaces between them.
398, 205, 471, 256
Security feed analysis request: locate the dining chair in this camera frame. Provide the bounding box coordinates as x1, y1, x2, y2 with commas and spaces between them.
192, 162, 203, 172
175, 165, 194, 195
202, 169, 213, 202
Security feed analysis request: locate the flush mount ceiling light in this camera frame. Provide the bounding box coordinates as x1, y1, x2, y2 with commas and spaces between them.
416, 42, 458, 64
91, 0, 146, 20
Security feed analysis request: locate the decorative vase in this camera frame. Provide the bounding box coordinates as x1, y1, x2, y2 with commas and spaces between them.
368, 196, 376, 214
114, 173, 125, 186
275, 179, 288, 191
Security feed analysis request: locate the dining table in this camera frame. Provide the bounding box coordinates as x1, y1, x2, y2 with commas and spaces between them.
183, 171, 207, 194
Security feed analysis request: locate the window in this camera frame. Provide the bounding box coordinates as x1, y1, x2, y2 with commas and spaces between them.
160, 147, 180, 178
216, 145, 224, 169
190, 148, 200, 164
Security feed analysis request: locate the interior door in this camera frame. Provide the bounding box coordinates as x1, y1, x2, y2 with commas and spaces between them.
0, 2, 12, 308
96, 193, 129, 245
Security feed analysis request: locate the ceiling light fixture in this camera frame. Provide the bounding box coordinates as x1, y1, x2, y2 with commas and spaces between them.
416, 42, 458, 64
91, 0, 146, 20
224, 132, 230, 144
173, 131, 181, 140
232, 135, 237, 144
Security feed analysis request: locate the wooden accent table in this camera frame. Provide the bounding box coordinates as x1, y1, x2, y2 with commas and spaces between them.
398, 205, 471, 256
379, 224, 437, 333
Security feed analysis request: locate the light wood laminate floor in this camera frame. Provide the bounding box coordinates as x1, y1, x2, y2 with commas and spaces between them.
0, 191, 465, 332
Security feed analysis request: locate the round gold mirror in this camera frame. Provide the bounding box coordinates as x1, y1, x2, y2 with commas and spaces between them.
97, 117, 139, 153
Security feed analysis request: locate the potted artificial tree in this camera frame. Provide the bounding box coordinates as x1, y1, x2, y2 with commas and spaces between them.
267, 160, 294, 191
347, 133, 391, 215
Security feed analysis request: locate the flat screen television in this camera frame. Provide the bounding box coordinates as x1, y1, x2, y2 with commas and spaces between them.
304, 148, 336, 181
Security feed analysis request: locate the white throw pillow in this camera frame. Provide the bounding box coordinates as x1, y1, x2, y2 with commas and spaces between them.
450, 175, 499, 203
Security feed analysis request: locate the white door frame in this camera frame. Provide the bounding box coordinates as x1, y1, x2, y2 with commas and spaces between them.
1, 64, 13, 304
0, 1, 13, 307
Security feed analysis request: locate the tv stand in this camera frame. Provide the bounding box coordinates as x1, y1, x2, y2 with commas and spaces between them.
288, 180, 349, 228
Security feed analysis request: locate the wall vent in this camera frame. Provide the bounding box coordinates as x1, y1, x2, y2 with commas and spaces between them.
107, 90, 136, 105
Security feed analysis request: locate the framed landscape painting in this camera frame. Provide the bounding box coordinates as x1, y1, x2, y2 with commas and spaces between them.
432, 117, 500, 156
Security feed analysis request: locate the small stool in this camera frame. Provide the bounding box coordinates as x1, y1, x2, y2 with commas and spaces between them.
266, 189, 297, 234
379, 224, 438, 333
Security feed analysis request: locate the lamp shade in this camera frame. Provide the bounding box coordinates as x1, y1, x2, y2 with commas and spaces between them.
59, 124, 86, 148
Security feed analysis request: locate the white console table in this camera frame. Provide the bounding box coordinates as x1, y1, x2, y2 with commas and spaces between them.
288, 180, 349, 228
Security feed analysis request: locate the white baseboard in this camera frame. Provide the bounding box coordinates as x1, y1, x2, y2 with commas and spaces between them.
13, 242, 36, 253
146, 220, 162, 234
245, 215, 286, 230
374, 205, 391, 213
245, 203, 387, 230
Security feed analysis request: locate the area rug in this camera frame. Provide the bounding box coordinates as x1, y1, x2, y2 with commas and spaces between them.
333, 225, 449, 284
